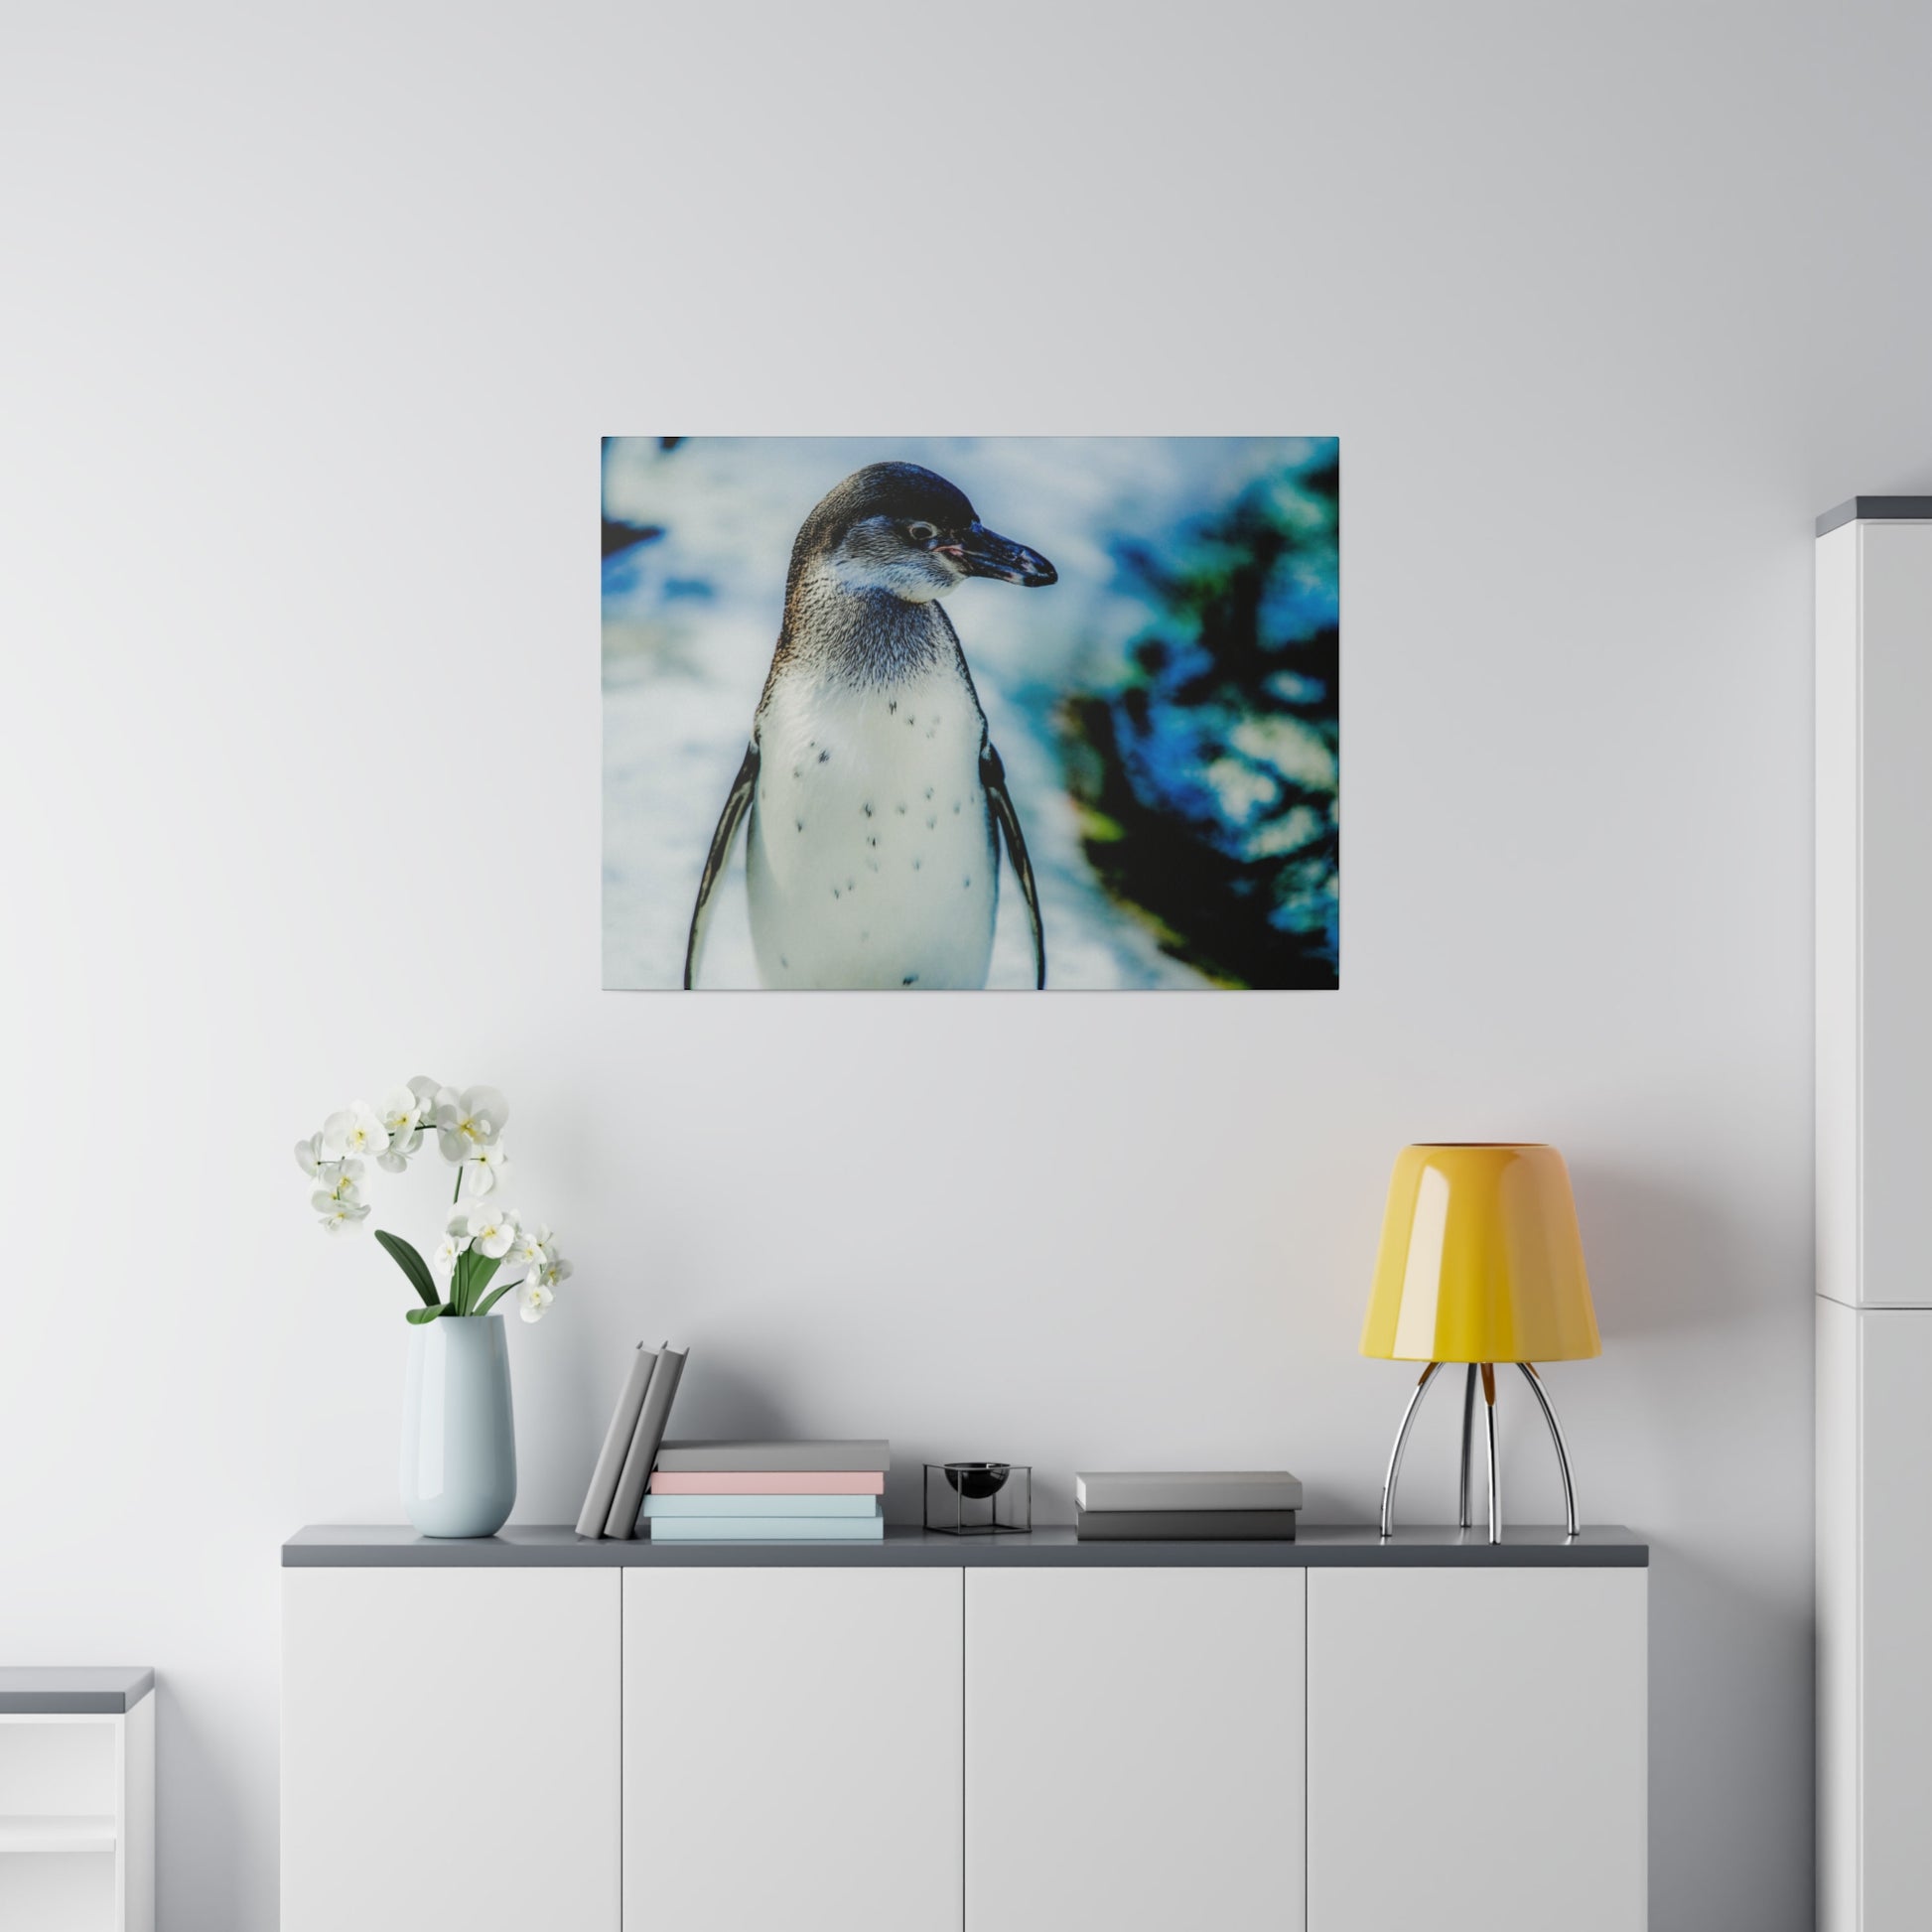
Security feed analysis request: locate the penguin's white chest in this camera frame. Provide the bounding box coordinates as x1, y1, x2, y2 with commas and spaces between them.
746, 665, 998, 989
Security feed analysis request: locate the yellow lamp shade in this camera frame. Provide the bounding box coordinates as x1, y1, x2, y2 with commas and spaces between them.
1360, 1144, 1599, 1364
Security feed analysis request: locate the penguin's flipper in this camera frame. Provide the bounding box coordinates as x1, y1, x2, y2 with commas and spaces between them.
683, 742, 759, 989
981, 742, 1045, 990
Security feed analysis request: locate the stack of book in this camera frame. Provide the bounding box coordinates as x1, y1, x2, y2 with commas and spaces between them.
1073, 1470, 1303, 1540
642, 1441, 890, 1543
576, 1341, 690, 1541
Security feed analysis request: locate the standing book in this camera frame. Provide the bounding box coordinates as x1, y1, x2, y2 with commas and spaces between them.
574, 1342, 657, 1539
604, 1343, 688, 1539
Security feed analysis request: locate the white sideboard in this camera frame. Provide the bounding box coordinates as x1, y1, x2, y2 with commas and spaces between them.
282, 1525, 1647, 1932
1816, 499, 1932, 1932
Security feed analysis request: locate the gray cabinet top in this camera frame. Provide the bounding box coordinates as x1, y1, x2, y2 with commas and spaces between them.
0, 1667, 154, 1714
1817, 496, 1932, 536
285, 1524, 1646, 1570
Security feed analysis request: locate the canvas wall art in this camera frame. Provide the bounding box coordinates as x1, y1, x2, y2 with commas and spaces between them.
603, 437, 1338, 991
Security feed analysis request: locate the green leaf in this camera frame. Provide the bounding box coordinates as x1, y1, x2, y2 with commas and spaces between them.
465, 1253, 503, 1312
474, 1280, 515, 1318
447, 1250, 504, 1318
405, 1304, 447, 1325
374, 1230, 440, 1309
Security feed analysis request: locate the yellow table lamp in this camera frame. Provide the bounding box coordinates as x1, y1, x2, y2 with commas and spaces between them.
1363, 1144, 1598, 1543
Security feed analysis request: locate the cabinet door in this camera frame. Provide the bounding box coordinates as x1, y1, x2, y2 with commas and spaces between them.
282, 1569, 621, 1932
1857, 526, 1932, 1307
1307, 1568, 1645, 1932
966, 1568, 1306, 1932
1860, 1308, 1932, 1926
623, 1567, 962, 1932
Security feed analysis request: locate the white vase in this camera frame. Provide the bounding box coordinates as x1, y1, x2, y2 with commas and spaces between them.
400, 1315, 517, 1538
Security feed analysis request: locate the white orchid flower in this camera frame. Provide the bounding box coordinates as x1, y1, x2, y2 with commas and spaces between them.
322, 1101, 388, 1163
434, 1085, 508, 1163
466, 1206, 517, 1260
365, 1089, 424, 1173
532, 1251, 573, 1293
460, 1143, 513, 1198
509, 1221, 552, 1270
293, 1133, 327, 1179
378, 1085, 424, 1136
314, 1159, 365, 1203
315, 1190, 370, 1235
434, 1210, 477, 1276
517, 1282, 555, 1323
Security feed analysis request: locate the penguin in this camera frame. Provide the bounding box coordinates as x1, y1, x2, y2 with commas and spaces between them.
684, 463, 1056, 990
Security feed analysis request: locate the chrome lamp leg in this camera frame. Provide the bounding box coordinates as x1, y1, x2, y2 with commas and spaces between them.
1457, 1365, 1477, 1530
1378, 1361, 1442, 1539
1481, 1362, 1501, 1544
1518, 1362, 1580, 1537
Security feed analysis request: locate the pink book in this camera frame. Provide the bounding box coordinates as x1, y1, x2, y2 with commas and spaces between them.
647, 1469, 887, 1495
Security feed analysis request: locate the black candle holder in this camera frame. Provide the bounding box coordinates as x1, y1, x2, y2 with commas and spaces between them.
924, 1462, 1032, 1535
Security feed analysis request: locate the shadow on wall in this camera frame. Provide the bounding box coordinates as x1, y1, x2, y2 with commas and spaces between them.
1568, 1157, 1815, 1928
1642, 1536, 1814, 1929
658, 1357, 801, 1450
1571, 1161, 1792, 1340
159, 1678, 249, 1929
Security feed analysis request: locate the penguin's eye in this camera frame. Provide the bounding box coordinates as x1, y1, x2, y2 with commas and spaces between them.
906, 522, 938, 546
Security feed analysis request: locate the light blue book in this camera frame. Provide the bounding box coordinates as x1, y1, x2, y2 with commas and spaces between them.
647, 1515, 887, 1543
640, 1493, 883, 1520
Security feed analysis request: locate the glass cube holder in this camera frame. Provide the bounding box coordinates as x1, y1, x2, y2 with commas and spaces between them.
924, 1462, 1032, 1535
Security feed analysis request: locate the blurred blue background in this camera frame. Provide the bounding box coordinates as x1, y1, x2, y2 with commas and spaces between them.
603, 436, 1338, 989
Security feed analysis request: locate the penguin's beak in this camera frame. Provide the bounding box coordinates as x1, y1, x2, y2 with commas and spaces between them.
944, 522, 1057, 588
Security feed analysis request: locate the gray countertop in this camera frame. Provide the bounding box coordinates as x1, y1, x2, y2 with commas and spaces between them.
285, 1524, 1646, 1569
1817, 495, 1932, 535
0, 1667, 154, 1714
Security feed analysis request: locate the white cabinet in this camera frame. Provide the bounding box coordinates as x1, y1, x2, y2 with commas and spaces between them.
1307, 1568, 1647, 1932
0, 1689, 152, 1932
281, 1569, 621, 1932
621, 1568, 961, 1932
282, 1537, 1644, 1932
965, 1568, 1305, 1932
1816, 501, 1932, 1932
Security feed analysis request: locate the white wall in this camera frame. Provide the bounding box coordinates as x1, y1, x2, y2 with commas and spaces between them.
2, 3, 1927, 1925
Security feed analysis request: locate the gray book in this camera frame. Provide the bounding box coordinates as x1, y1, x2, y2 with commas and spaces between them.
1075, 1507, 1298, 1541
575, 1343, 657, 1539
605, 1344, 689, 1539
652, 1439, 890, 1473
1075, 1470, 1305, 1513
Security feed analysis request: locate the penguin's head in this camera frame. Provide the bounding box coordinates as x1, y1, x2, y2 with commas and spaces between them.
793, 463, 1057, 605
